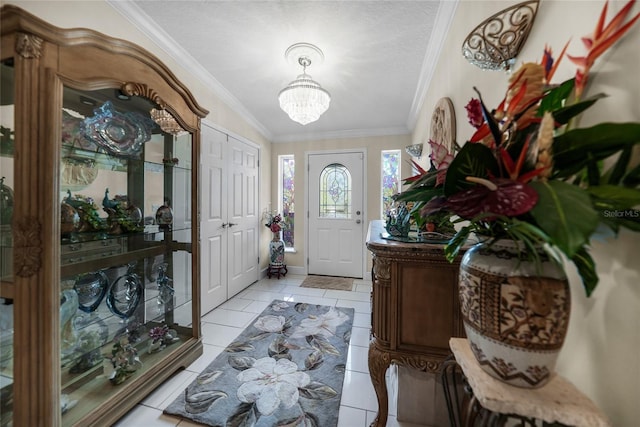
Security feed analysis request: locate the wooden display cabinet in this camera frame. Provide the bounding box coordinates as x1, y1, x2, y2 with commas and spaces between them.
0, 6, 208, 426
366, 220, 466, 427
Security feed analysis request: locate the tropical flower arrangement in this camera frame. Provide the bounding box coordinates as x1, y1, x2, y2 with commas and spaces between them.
395, 0, 640, 297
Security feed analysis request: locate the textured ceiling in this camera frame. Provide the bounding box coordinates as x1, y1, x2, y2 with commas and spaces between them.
109, 1, 457, 142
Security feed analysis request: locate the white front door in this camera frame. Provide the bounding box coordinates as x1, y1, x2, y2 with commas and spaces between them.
200, 125, 259, 315
307, 151, 365, 278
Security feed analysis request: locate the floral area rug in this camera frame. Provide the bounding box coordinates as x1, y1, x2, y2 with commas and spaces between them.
164, 300, 355, 427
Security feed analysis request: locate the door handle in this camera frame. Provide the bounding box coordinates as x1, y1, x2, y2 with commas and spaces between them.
356, 219, 361, 224
228, 222, 238, 227
221, 223, 228, 228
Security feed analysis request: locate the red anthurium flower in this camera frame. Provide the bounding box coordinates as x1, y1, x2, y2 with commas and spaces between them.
421, 195, 448, 216
568, 0, 640, 99
444, 177, 538, 220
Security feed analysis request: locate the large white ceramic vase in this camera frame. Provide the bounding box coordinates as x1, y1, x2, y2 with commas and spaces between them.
269, 232, 285, 267
458, 239, 570, 388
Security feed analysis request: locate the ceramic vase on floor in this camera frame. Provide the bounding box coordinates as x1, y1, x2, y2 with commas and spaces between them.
269, 232, 285, 267
458, 239, 570, 388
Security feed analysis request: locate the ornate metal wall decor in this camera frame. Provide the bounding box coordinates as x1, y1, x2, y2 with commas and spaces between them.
404, 143, 423, 158
462, 0, 540, 71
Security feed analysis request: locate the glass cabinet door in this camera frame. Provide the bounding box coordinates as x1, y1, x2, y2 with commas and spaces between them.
58, 85, 193, 425
0, 58, 15, 427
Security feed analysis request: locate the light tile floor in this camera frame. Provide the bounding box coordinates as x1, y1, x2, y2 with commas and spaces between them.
114, 274, 426, 427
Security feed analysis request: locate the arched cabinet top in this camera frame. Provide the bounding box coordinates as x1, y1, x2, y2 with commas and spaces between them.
1, 4, 209, 129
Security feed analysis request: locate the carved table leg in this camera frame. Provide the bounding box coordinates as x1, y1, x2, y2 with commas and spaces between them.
368, 342, 391, 427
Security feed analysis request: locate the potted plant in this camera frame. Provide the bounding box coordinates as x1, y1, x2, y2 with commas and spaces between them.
395, 0, 640, 387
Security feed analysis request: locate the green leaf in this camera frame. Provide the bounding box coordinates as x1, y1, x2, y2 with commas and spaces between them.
623, 163, 640, 186
588, 185, 640, 209
571, 247, 598, 297
616, 213, 640, 232
586, 154, 600, 186
443, 143, 499, 196
444, 226, 471, 262
552, 93, 607, 125
538, 79, 575, 116
553, 122, 640, 178
530, 181, 599, 257
393, 186, 441, 203
604, 146, 632, 185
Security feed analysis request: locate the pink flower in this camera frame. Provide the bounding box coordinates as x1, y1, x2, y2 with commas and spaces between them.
428, 139, 454, 186
270, 223, 281, 233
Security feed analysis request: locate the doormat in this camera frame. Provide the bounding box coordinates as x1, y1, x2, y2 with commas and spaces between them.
300, 275, 354, 291
164, 300, 355, 427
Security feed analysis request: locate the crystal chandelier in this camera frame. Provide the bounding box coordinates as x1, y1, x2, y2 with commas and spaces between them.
278, 43, 331, 125
150, 108, 186, 135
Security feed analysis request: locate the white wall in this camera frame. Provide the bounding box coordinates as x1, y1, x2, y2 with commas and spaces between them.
414, 1, 640, 424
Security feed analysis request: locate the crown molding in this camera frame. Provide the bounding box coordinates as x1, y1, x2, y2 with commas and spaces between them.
106, 0, 272, 141
406, 0, 459, 130
272, 126, 410, 144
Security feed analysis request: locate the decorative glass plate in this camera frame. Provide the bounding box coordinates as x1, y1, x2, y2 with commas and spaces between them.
81, 101, 155, 157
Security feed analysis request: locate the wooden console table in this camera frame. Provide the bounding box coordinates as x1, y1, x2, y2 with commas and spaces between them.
442, 338, 611, 427
365, 220, 466, 427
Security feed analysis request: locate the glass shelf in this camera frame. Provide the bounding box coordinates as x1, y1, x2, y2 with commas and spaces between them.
56, 85, 195, 425
61, 144, 193, 174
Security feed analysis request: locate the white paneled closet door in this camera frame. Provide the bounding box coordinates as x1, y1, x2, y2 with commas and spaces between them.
200, 125, 228, 314
200, 124, 259, 315
227, 136, 259, 297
